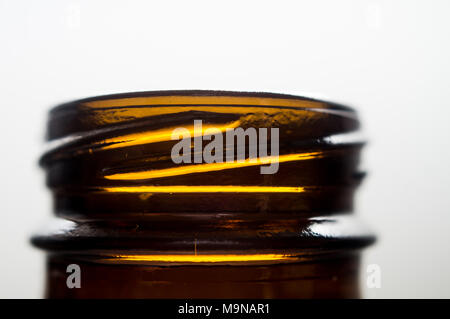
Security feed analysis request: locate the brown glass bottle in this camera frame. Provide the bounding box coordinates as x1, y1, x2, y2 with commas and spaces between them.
32, 90, 374, 298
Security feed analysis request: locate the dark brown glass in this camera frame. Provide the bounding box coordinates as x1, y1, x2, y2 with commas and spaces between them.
33, 90, 374, 298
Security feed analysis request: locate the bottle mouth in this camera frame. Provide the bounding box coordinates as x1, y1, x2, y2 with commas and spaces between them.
33, 90, 374, 265
40, 90, 364, 219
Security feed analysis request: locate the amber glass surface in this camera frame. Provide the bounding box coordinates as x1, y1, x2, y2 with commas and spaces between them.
33, 90, 374, 298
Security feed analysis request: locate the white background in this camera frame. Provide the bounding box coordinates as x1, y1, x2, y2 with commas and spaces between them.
1, 0, 449, 298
